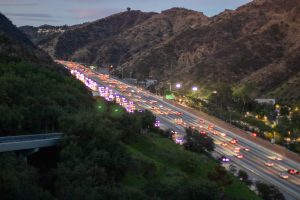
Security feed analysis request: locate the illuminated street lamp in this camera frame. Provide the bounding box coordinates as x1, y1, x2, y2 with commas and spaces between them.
176, 83, 181, 89
192, 86, 198, 91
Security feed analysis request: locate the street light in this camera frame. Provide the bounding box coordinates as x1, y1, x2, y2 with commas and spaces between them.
176, 83, 181, 89
192, 86, 198, 91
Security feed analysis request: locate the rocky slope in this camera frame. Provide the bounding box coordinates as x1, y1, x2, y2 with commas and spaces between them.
21, 0, 300, 104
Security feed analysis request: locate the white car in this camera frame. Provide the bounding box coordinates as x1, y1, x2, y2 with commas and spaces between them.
275, 157, 283, 161
279, 172, 289, 179
265, 161, 274, 167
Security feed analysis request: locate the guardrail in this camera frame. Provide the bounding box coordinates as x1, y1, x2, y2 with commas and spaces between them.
0, 133, 63, 152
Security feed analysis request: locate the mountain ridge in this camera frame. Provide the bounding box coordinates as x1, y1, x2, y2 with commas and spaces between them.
20, 0, 300, 104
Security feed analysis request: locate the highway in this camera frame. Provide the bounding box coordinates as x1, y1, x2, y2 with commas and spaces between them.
58, 60, 300, 200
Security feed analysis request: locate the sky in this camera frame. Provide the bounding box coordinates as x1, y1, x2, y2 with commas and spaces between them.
0, 0, 252, 27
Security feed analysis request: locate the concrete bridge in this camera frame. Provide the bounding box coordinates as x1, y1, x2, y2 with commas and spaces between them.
0, 133, 62, 153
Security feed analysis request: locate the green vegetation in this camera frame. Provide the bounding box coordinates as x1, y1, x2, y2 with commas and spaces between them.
0, 60, 259, 199
0, 62, 93, 135
184, 127, 215, 153
255, 181, 285, 200
180, 83, 300, 153
0, 152, 53, 200
124, 133, 259, 200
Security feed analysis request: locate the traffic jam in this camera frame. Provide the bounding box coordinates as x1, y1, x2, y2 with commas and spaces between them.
58, 60, 300, 183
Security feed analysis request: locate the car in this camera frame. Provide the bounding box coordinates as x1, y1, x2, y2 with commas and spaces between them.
236, 154, 243, 159
279, 172, 289, 179
176, 112, 183, 116
287, 169, 298, 175
208, 125, 214, 130
243, 147, 250, 152
220, 132, 226, 137
220, 156, 230, 162
154, 120, 160, 127
212, 130, 218, 135
200, 130, 206, 134
230, 138, 238, 144
275, 157, 283, 161
265, 161, 274, 167
221, 142, 227, 146
234, 147, 240, 153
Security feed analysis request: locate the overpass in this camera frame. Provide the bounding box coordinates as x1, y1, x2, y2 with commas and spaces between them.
0, 133, 62, 153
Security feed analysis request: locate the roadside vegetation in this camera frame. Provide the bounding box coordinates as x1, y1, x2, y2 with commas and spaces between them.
173, 83, 300, 154
0, 60, 260, 199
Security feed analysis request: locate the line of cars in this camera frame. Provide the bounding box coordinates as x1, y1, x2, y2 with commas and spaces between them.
64, 61, 300, 189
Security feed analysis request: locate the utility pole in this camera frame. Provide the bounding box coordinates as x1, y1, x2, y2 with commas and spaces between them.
167, 82, 172, 91
121, 67, 123, 79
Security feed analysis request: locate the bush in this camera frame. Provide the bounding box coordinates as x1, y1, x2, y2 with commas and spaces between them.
183, 128, 215, 153
255, 181, 285, 200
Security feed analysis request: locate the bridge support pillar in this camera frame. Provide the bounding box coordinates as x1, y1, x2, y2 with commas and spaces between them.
16, 148, 39, 162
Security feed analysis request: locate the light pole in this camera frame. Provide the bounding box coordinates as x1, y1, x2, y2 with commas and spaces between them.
192, 86, 198, 91
121, 66, 124, 79
168, 82, 172, 92
176, 83, 181, 89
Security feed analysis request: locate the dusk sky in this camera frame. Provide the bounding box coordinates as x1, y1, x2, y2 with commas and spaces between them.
1, 0, 252, 27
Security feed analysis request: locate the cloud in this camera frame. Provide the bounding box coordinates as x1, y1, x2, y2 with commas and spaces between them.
0, 3, 38, 6
4, 12, 53, 18
20, 18, 62, 23
66, 8, 123, 20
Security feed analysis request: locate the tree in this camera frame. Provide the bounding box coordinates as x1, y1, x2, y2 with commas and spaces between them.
210, 84, 234, 111
275, 116, 291, 138
183, 128, 214, 153
0, 153, 52, 200
56, 110, 131, 199
233, 83, 254, 113
255, 181, 285, 200
208, 166, 233, 187
291, 112, 300, 130
238, 170, 252, 185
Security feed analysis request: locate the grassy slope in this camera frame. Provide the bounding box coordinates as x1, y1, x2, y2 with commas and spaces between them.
123, 133, 260, 200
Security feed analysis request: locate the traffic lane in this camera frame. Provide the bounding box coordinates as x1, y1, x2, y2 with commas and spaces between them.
226, 150, 299, 200
96, 73, 300, 173
186, 117, 300, 186
214, 145, 297, 200
165, 98, 300, 164
75, 69, 300, 195
182, 118, 300, 191
215, 126, 300, 170
134, 89, 300, 184
69, 65, 298, 198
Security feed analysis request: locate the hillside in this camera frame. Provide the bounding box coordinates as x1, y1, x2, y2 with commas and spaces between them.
21, 0, 300, 104
0, 13, 93, 135
0, 13, 54, 64
124, 133, 260, 200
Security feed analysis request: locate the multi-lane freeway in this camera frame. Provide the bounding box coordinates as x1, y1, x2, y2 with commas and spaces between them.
58, 60, 300, 200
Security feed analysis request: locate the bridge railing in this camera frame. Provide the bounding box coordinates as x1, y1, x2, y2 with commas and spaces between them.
0, 133, 63, 143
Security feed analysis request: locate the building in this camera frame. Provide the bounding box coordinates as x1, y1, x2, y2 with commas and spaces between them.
254, 98, 276, 105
